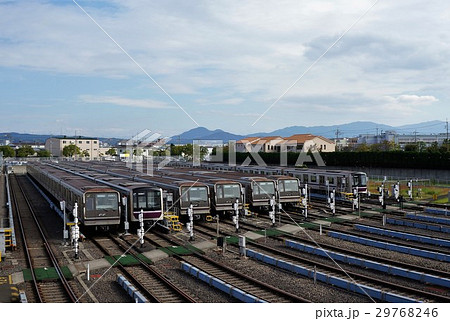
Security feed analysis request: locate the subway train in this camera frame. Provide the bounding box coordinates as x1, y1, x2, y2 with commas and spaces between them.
27, 162, 121, 229
43, 162, 164, 228
188, 163, 368, 200
57, 161, 211, 221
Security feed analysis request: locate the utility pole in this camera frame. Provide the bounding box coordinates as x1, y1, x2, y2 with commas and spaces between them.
335, 128, 342, 151
335, 128, 342, 141
446, 118, 449, 152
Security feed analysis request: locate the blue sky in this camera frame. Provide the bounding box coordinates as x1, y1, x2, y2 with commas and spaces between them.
0, 0, 449, 138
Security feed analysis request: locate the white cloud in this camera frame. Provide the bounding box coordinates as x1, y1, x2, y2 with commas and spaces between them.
79, 95, 173, 109
394, 95, 439, 104
1, 0, 449, 134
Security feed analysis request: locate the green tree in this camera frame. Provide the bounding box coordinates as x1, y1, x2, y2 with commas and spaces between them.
16, 145, 35, 157
105, 148, 117, 156
81, 150, 90, 157
36, 149, 51, 157
62, 144, 81, 157
440, 139, 450, 153
355, 143, 370, 152
0, 145, 15, 157
416, 141, 427, 152
369, 143, 382, 152
427, 142, 439, 153
404, 144, 417, 152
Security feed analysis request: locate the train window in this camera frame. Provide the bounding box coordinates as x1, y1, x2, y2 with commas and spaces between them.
86, 195, 95, 211
253, 181, 275, 196
86, 193, 118, 211
303, 174, 309, 183
134, 190, 162, 210
181, 187, 208, 202
137, 192, 147, 209
310, 175, 317, 183
147, 190, 161, 209
180, 189, 189, 203
353, 175, 367, 186
280, 180, 299, 192
328, 177, 335, 185
319, 176, 325, 185
96, 193, 118, 210
217, 184, 241, 199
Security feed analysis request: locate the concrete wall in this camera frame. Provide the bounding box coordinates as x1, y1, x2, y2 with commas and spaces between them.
7, 165, 27, 174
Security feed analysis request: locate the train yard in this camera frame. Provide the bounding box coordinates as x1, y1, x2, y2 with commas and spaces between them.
0, 160, 449, 304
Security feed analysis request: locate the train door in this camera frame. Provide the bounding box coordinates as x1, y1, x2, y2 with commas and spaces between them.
303, 174, 309, 185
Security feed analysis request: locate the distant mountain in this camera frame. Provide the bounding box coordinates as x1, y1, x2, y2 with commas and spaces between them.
0, 132, 52, 143
395, 120, 446, 134
170, 127, 244, 144
249, 122, 398, 138
2, 120, 446, 146
171, 120, 446, 143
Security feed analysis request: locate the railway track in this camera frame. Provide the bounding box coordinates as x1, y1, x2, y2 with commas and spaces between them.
10, 174, 78, 303
194, 223, 450, 302
90, 235, 197, 303
252, 206, 450, 255
199, 219, 450, 283
145, 230, 310, 302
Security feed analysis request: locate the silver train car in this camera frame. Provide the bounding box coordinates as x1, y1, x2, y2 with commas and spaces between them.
282, 168, 368, 197
157, 170, 244, 214
61, 161, 211, 220
44, 162, 164, 226
159, 167, 277, 209
27, 163, 121, 228
194, 163, 368, 198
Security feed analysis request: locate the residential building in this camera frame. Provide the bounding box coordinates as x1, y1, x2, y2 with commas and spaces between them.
236, 137, 262, 153
282, 134, 336, 153
45, 136, 100, 159
236, 134, 336, 153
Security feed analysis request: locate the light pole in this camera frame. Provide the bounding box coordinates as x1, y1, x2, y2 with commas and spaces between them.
60, 200, 68, 244
187, 204, 194, 241
302, 184, 308, 219
73, 203, 80, 259
137, 209, 144, 248
233, 198, 239, 232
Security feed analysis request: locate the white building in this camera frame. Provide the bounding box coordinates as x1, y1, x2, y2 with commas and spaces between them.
45, 136, 100, 159
236, 134, 336, 153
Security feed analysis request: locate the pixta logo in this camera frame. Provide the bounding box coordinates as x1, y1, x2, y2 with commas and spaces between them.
192, 139, 325, 167
125, 129, 170, 175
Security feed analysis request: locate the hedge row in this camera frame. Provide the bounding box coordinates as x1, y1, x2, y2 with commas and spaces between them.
221, 152, 450, 170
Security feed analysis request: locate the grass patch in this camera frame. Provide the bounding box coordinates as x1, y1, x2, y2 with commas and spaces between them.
368, 180, 449, 200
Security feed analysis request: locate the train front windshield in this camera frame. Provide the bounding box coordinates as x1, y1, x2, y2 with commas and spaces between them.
253, 181, 275, 197
353, 174, 368, 187
216, 184, 241, 200
85, 193, 119, 214
279, 179, 299, 192
181, 186, 208, 203
133, 190, 162, 211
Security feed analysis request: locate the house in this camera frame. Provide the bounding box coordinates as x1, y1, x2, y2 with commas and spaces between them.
236, 134, 336, 153
236, 137, 262, 153
280, 134, 336, 153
